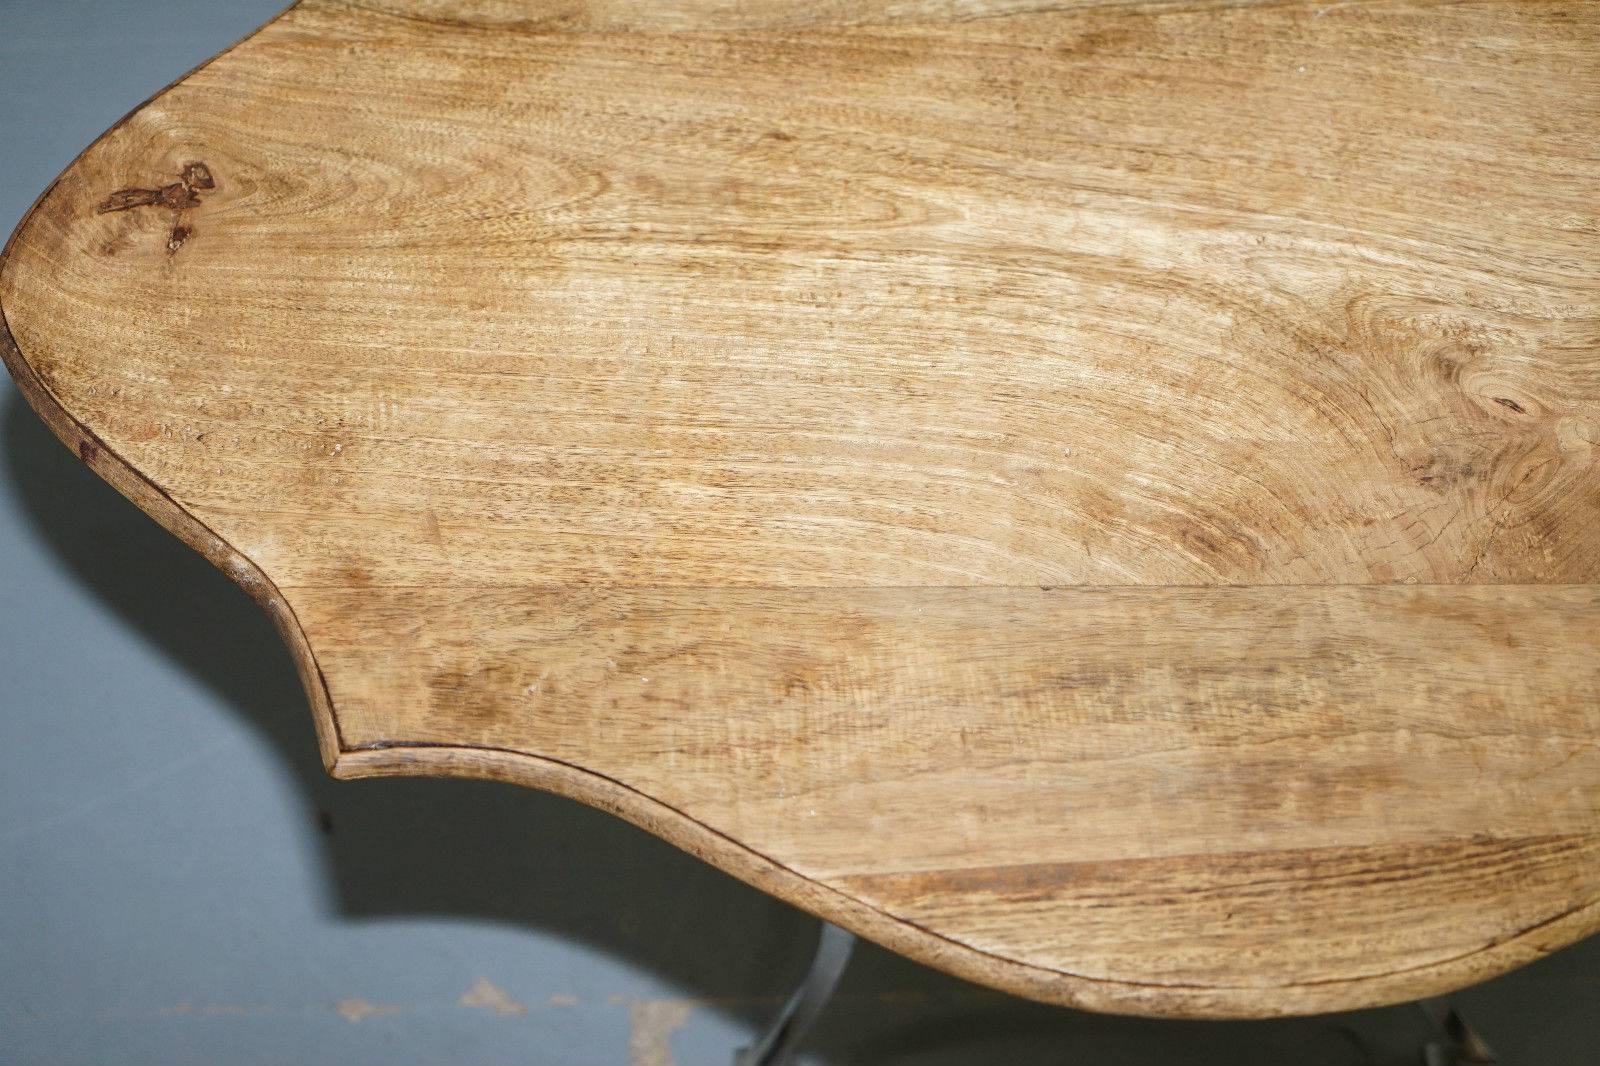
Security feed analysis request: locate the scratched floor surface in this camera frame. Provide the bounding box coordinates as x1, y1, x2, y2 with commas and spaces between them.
1, 3, 1596, 1065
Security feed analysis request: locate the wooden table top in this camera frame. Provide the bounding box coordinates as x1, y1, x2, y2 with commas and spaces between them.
3, 0, 1597, 1019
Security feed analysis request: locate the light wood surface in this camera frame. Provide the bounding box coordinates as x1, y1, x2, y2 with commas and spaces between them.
3, 0, 1598, 1018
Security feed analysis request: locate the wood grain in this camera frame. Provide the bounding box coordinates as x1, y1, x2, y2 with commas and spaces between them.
2, 0, 1597, 1017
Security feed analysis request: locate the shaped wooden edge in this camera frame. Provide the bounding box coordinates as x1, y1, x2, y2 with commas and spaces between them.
4, 0, 1599, 1020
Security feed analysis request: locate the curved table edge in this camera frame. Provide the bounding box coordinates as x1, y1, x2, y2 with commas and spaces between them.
328, 742, 1600, 1019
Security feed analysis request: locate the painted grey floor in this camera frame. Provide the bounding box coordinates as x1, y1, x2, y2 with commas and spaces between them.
0, 2, 1594, 1064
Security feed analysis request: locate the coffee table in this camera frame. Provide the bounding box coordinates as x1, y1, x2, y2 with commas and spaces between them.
3, 0, 1596, 1037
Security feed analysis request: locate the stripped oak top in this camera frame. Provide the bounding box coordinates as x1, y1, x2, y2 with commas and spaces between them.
3, 0, 1598, 1018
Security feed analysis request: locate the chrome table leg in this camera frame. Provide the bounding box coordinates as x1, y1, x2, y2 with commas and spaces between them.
735, 923, 856, 1066
1419, 996, 1497, 1065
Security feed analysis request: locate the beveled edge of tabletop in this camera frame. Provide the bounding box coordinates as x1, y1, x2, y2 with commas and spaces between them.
4, 0, 1600, 1020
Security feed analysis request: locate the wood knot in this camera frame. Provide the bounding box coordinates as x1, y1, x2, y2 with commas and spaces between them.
179, 162, 215, 190
96, 161, 216, 255
97, 162, 215, 214
98, 183, 198, 213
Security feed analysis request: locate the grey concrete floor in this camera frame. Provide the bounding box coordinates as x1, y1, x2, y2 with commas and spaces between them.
0, 2, 1595, 1063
